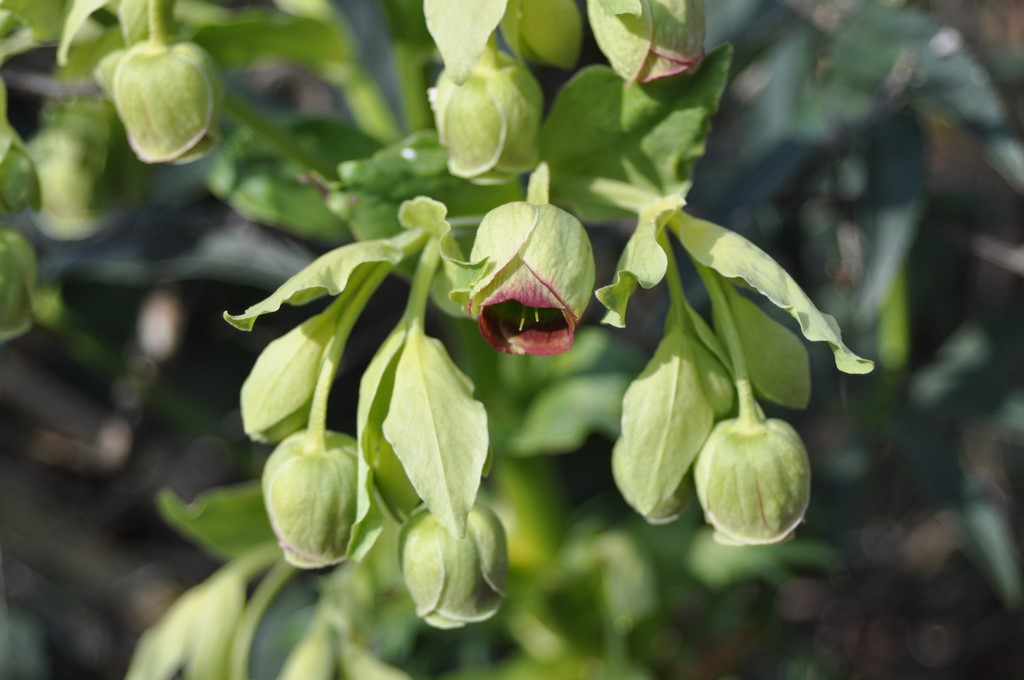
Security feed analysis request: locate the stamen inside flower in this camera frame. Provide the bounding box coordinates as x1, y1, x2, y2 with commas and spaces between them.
478, 300, 575, 356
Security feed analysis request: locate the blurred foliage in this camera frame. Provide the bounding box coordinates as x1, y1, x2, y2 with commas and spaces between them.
1, 0, 1023, 678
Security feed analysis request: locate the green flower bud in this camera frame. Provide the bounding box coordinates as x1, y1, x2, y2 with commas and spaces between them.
30, 98, 147, 240
0, 143, 41, 214
0, 226, 35, 341
0, 81, 41, 214
262, 431, 359, 569
112, 40, 224, 164
399, 505, 507, 629
501, 0, 582, 69
587, 0, 705, 83
431, 48, 542, 183
463, 201, 595, 356
694, 417, 811, 545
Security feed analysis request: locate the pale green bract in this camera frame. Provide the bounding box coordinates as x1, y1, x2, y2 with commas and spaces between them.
676, 213, 875, 375
357, 325, 421, 516
240, 305, 337, 442
595, 195, 680, 327
612, 327, 714, 523
277, 622, 334, 680
726, 286, 811, 409
424, 0, 507, 86
224, 233, 420, 330
58, 0, 108, 64
383, 329, 489, 538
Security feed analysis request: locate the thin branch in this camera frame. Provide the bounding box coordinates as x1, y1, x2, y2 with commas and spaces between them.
0, 68, 102, 98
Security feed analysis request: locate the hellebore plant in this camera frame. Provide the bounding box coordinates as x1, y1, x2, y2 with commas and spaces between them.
0, 0, 886, 673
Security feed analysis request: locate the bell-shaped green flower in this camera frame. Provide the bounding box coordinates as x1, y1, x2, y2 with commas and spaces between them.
0, 226, 36, 341
501, 0, 582, 69
587, 0, 705, 83
111, 40, 224, 164
431, 48, 542, 183
694, 417, 811, 545
262, 431, 359, 568
462, 201, 594, 356
399, 505, 507, 629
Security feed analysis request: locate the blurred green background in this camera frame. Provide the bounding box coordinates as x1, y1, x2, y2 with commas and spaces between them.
1, 0, 1023, 677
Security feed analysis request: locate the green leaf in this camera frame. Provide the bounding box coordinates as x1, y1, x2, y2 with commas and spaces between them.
207, 118, 379, 240
857, 113, 925, 319
58, 0, 107, 66
508, 374, 630, 455
156, 483, 276, 560
539, 46, 731, 218
612, 328, 714, 521
224, 236, 415, 330
676, 214, 874, 375
192, 10, 352, 79
330, 132, 521, 242
240, 305, 339, 443
118, 0, 148, 45
382, 328, 489, 537
0, 0, 65, 41
833, 2, 1024, 195
424, 0, 507, 85
727, 287, 810, 410
595, 196, 679, 327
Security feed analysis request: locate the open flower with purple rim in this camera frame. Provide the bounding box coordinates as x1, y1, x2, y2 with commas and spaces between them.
460, 201, 594, 356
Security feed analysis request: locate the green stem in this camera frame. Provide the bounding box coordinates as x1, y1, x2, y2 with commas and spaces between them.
306, 264, 393, 451
393, 43, 432, 132
698, 264, 761, 427
229, 559, 295, 680
148, 0, 174, 45
495, 456, 566, 568
656, 229, 690, 333
223, 92, 338, 177
557, 177, 662, 215
401, 238, 442, 330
